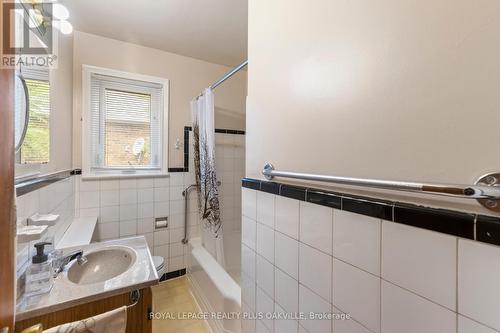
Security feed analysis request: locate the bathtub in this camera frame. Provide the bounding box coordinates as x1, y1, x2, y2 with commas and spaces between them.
188, 236, 241, 333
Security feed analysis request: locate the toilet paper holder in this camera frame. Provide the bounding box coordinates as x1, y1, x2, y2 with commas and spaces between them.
154, 217, 168, 230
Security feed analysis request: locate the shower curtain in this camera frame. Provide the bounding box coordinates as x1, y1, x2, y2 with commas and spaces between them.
191, 88, 222, 237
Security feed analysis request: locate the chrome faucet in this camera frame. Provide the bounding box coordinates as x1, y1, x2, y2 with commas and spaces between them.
54, 250, 87, 276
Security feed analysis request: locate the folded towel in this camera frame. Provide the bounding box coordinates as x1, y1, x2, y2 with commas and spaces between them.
44, 306, 127, 333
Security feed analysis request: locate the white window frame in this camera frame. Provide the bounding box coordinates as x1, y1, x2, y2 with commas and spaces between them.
82, 65, 169, 179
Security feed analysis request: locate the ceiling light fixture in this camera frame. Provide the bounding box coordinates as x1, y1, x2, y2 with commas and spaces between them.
52, 3, 69, 20
53, 19, 73, 35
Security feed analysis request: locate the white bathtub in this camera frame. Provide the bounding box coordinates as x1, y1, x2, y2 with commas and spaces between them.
188, 237, 241, 333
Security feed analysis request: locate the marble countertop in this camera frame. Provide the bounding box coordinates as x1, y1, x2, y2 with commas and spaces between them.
16, 236, 159, 321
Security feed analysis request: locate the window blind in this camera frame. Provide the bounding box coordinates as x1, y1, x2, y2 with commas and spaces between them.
90, 73, 163, 172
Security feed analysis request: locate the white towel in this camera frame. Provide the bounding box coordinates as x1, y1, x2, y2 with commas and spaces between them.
44, 306, 127, 333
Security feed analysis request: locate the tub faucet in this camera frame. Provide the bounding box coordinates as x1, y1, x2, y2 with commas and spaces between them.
54, 250, 87, 275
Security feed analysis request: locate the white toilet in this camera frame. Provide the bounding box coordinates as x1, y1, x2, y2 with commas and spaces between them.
153, 256, 166, 277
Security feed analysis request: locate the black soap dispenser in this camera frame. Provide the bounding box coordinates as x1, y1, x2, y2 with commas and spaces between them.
25, 242, 54, 297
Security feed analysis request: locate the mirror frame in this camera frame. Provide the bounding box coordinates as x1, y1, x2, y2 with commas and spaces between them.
15, 73, 30, 153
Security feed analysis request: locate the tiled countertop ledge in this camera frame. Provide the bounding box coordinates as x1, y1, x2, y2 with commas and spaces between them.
242, 178, 500, 247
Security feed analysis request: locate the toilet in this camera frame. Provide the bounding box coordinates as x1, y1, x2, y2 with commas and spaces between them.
153, 256, 166, 278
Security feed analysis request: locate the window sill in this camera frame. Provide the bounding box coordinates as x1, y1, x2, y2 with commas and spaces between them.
81, 172, 169, 181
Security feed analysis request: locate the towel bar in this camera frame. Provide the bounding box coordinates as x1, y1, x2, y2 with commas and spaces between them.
262, 163, 500, 212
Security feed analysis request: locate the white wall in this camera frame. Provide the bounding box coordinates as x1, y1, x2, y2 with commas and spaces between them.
50, 34, 74, 171
72, 31, 247, 169
247, 0, 500, 214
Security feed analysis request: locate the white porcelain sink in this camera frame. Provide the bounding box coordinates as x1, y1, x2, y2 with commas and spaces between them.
67, 246, 136, 285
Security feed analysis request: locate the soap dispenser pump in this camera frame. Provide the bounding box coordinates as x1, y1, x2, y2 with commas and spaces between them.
25, 241, 54, 297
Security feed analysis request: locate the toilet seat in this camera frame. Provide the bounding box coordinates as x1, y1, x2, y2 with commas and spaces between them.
153, 255, 166, 277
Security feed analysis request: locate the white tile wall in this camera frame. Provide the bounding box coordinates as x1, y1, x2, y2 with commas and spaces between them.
242, 273, 257, 310
275, 196, 299, 239
458, 239, 500, 331
257, 192, 275, 228
381, 280, 456, 333
334, 311, 374, 333
78, 173, 191, 274
256, 254, 274, 298
256, 286, 275, 332
333, 258, 380, 333
299, 242, 332, 303
242, 244, 256, 281
257, 223, 275, 263
382, 221, 457, 311
274, 303, 298, 333
242, 187, 500, 333
275, 267, 299, 313
298, 284, 332, 333
243, 188, 257, 221
275, 231, 299, 279
242, 301, 257, 333
458, 316, 498, 333
299, 201, 333, 255
333, 210, 381, 275
243, 216, 257, 251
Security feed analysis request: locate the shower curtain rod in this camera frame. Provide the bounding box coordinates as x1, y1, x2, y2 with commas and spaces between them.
210, 60, 248, 90
194, 60, 248, 99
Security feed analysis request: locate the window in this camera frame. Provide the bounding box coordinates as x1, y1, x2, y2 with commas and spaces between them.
19, 67, 50, 164
82, 66, 169, 178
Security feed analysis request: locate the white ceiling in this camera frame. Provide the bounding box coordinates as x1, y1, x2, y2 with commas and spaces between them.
61, 0, 248, 67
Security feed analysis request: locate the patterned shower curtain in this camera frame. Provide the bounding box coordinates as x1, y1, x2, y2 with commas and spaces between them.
191, 88, 222, 237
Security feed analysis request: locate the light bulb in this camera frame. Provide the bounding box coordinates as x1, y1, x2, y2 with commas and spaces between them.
53, 20, 73, 35
52, 3, 69, 20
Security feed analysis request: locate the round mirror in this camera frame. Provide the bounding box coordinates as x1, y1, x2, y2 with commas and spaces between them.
14, 74, 29, 152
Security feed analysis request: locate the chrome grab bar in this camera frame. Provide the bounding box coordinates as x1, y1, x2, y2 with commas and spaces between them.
182, 180, 223, 244
182, 184, 198, 244
262, 163, 500, 212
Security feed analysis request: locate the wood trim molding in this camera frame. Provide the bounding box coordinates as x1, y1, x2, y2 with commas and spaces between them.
0, 12, 16, 332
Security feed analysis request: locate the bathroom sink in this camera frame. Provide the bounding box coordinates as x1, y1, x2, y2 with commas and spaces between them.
67, 246, 136, 285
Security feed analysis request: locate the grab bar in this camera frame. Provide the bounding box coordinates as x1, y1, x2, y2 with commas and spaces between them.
262, 163, 500, 212
182, 180, 223, 244
182, 184, 198, 244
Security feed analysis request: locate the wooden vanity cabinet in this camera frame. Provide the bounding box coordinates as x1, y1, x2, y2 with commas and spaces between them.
15, 287, 152, 333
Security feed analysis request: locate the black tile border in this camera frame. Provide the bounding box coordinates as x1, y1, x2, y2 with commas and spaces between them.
242, 178, 261, 191
159, 268, 186, 282
343, 196, 393, 220
242, 177, 500, 247
169, 126, 246, 173
476, 215, 500, 245
168, 167, 185, 173
394, 203, 475, 239
281, 184, 306, 201
306, 189, 341, 209
260, 181, 279, 194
